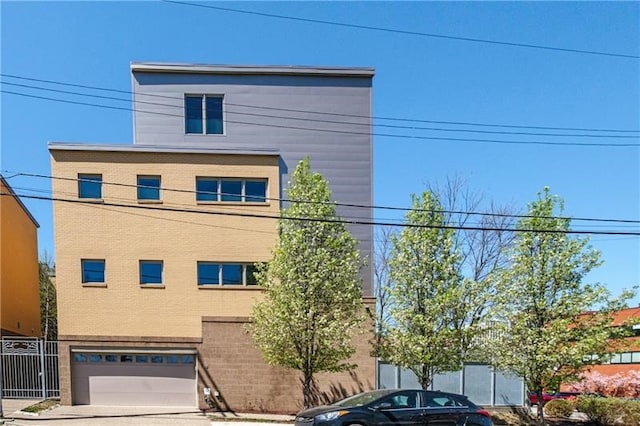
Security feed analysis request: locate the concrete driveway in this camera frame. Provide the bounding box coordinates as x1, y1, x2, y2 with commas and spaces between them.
2, 401, 211, 425
2, 400, 294, 426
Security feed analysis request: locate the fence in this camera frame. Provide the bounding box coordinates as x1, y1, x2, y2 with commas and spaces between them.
378, 361, 525, 407
1, 338, 59, 399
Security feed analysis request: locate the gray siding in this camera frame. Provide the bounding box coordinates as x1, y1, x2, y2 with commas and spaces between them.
132, 70, 374, 296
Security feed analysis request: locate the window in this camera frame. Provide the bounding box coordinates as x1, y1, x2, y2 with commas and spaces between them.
82, 259, 105, 284
221, 180, 242, 202
78, 174, 102, 199
185, 95, 223, 134
221, 264, 242, 285
245, 180, 267, 202
196, 178, 267, 203
197, 263, 219, 285
197, 262, 259, 286
378, 391, 420, 409
137, 175, 161, 201
196, 178, 219, 201
140, 260, 163, 285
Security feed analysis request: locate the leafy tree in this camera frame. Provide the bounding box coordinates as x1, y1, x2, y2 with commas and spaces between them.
249, 157, 364, 408
491, 188, 633, 425
381, 191, 464, 389
425, 176, 516, 361
39, 255, 57, 340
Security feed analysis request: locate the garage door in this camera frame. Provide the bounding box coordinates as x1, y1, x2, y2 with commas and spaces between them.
71, 350, 196, 406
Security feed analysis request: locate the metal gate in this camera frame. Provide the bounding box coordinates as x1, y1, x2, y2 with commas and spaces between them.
1, 338, 59, 399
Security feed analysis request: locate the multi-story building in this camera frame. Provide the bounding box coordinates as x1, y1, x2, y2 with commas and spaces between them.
50, 63, 375, 411
0, 175, 41, 337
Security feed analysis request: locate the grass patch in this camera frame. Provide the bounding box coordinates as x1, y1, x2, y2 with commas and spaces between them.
21, 399, 59, 414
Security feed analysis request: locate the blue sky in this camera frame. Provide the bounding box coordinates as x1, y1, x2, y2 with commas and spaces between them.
1, 1, 638, 299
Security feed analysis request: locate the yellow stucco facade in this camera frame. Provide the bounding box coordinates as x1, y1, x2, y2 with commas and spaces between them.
50, 148, 280, 339
0, 176, 41, 337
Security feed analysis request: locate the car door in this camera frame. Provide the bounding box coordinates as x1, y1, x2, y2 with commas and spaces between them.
372, 390, 426, 426
420, 392, 467, 426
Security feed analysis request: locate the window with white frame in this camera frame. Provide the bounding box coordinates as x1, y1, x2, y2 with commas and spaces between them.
197, 262, 258, 286
195, 178, 267, 203
185, 95, 223, 135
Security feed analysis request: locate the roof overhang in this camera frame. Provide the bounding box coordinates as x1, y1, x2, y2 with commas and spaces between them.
130, 62, 375, 78
48, 143, 280, 157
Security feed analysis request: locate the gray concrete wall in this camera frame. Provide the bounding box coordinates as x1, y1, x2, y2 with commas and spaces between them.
131, 69, 374, 296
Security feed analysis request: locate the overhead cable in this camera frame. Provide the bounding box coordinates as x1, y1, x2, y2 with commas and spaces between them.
4, 191, 640, 236
8, 171, 640, 225
2, 73, 638, 134
160, 0, 640, 60
3, 90, 638, 148
3, 80, 637, 140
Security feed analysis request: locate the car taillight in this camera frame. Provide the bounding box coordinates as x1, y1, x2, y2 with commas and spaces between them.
477, 409, 491, 418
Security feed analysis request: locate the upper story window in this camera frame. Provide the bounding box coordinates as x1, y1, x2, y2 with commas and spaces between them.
81, 259, 105, 284
197, 262, 259, 287
185, 95, 223, 135
78, 174, 102, 199
195, 177, 267, 203
140, 260, 163, 285
137, 175, 161, 201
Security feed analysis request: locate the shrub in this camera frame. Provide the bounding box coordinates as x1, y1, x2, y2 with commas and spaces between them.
575, 395, 640, 426
544, 398, 574, 418
569, 370, 640, 398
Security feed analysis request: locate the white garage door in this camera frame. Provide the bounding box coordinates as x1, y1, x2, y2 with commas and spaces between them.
71, 350, 197, 406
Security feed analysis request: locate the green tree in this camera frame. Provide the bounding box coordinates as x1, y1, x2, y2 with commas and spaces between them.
381, 191, 464, 389
491, 188, 632, 425
425, 176, 516, 362
39, 255, 57, 340
249, 157, 364, 408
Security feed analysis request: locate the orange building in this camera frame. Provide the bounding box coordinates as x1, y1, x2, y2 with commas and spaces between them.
589, 307, 640, 376
0, 175, 41, 337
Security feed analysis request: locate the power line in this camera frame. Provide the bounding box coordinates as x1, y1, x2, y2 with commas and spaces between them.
12, 182, 639, 230
2, 73, 638, 134
3, 80, 637, 140
4, 89, 639, 148
161, 0, 640, 60
9, 171, 640, 225
4, 191, 640, 236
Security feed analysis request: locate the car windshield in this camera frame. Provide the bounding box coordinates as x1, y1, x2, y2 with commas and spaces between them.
334, 390, 395, 408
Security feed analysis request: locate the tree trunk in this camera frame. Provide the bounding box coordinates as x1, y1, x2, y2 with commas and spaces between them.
536, 389, 545, 426
302, 372, 315, 409
419, 365, 431, 390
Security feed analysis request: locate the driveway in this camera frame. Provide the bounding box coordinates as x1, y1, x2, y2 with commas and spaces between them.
2, 401, 211, 425
2, 400, 294, 426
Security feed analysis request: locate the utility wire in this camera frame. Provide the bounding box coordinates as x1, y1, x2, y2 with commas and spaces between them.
3, 80, 637, 140
12, 183, 638, 230
2, 73, 638, 134
4, 89, 639, 148
9, 171, 640, 225
4, 191, 640, 236
161, 0, 640, 60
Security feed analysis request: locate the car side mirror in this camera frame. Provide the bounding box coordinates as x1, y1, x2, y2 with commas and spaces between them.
375, 402, 393, 410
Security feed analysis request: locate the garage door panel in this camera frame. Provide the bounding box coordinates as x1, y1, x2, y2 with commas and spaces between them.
71, 351, 196, 407
89, 377, 195, 406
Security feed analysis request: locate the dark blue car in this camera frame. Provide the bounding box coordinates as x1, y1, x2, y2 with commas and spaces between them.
295, 389, 493, 426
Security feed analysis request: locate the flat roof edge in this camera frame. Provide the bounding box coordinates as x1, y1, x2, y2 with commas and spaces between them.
130, 62, 375, 77
48, 143, 280, 156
